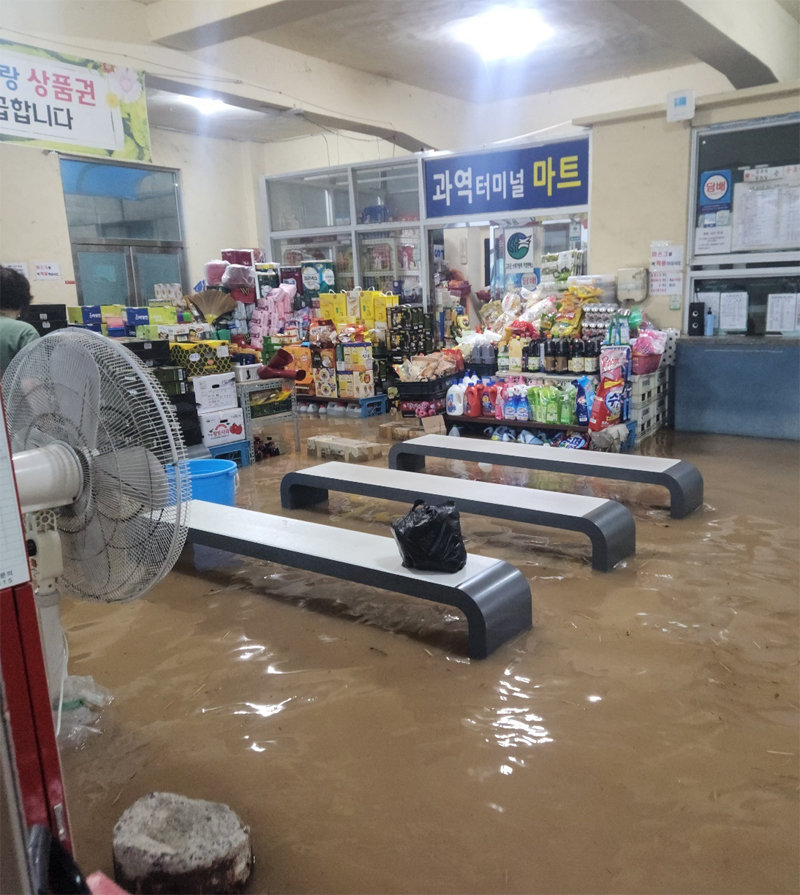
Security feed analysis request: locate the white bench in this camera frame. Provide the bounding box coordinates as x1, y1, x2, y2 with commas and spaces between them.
280, 462, 635, 572
185, 500, 532, 659
388, 434, 704, 519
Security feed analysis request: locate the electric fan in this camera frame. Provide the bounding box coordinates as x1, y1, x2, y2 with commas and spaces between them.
2, 328, 191, 707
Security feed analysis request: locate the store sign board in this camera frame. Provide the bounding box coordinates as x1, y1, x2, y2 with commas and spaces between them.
423, 138, 589, 218
0, 40, 151, 161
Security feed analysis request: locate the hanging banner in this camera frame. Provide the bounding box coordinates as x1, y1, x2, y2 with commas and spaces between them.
502, 225, 541, 291
0, 40, 151, 161
424, 137, 589, 218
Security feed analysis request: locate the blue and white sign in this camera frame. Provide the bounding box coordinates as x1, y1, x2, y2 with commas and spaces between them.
698, 169, 732, 211
424, 138, 589, 218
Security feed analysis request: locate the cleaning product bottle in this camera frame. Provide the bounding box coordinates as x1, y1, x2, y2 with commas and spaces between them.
515, 383, 530, 421
482, 380, 497, 417
464, 380, 480, 416
495, 383, 506, 420
446, 376, 465, 416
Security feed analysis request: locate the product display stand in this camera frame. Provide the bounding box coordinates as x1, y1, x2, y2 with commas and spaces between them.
185, 499, 532, 659
297, 393, 389, 417
280, 461, 636, 571
236, 378, 299, 459
388, 434, 704, 518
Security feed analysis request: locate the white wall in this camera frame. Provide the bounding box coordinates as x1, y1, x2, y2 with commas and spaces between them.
0, 127, 402, 306
586, 84, 800, 330
0, 143, 77, 305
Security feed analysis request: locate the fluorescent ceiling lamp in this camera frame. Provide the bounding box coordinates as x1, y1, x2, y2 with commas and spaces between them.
451, 5, 554, 61
181, 95, 232, 114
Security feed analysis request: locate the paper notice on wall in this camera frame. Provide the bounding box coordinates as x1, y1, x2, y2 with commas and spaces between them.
766, 293, 798, 332
34, 261, 61, 280
649, 242, 684, 295
695, 226, 732, 254
4, 261, 29, 279
719, 291, 749, 331
650, 270, 683, 296
650, 242, 684, 270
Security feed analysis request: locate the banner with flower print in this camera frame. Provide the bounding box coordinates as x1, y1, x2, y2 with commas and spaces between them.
0, 40, 150, 161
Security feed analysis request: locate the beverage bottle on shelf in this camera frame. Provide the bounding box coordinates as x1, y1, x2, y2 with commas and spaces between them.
554, 338, 569, 373
526, 338, 540, 372
584, 339, 599, 374
569, 338, 585, 374
543, 338, 556, 372
497, 343, 510, 373
508, 337, 523, 373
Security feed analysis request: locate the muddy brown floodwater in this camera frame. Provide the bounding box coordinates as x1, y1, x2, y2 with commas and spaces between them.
58, 414, 799, 895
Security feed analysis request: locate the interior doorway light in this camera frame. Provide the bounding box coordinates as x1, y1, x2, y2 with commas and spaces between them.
451, 5, 554, 61
181, 95, 232, 115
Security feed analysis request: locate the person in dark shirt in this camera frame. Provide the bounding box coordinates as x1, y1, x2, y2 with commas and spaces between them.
0, 266, 39, 374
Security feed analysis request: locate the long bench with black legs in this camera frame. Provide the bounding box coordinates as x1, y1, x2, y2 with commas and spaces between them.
185, 499, 532, 659
280, 462, 636, 572
388, 434, 703, 519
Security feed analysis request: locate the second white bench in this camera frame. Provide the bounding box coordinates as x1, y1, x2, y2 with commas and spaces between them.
280, 462, 636, 572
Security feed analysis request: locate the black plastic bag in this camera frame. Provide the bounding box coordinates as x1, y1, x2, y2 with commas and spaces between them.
391, 499, 467, 573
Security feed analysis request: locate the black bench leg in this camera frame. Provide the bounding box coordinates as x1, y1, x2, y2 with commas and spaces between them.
280, 479, 329, 509
582, 503, 636, 571
664, 462, 704, 518
387, 445, 426, 472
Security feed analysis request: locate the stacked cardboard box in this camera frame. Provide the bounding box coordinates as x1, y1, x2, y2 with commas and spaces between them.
192, 371, 244, 448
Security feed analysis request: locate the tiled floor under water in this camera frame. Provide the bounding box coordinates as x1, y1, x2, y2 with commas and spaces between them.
58, 413, 799, 894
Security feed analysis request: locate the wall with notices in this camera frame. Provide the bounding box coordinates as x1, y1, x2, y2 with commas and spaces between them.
579, 82, 799, 333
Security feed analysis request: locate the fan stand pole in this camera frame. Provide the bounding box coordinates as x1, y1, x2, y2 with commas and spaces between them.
34, 591, 67, 710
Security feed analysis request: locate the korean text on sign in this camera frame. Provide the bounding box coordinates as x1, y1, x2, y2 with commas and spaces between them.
533, 154, 582, 198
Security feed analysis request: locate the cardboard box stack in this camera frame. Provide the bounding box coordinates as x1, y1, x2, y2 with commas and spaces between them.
336, 342, 375, 398
192, 371, 245, 448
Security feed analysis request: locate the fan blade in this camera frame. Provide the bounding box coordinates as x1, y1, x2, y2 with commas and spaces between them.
50, 339, 101, 449
64, 513, 115, 599
92, 446, 170, 520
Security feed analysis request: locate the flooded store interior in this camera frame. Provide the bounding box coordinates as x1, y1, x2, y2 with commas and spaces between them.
57, 412, 799, 894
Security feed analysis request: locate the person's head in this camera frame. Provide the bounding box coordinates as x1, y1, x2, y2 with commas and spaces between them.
0, 266, 33, 315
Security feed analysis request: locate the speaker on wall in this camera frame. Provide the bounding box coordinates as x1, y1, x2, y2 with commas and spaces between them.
688, 301, 705, 336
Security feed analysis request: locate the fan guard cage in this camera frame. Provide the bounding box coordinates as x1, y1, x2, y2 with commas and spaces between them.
2, 329, 190, 603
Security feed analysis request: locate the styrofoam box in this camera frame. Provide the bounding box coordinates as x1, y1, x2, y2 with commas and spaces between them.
198, 407, 245, 447
193, 372, 238, 412
234, 364, 260, 383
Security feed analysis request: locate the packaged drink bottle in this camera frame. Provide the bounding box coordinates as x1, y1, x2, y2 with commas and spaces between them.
569, 338, 585, 374
543, 338, 556, 372
555, 339, 568, 373
584, 339, 599, 374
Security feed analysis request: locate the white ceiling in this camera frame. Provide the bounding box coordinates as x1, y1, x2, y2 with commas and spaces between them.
139, 0, 800, 145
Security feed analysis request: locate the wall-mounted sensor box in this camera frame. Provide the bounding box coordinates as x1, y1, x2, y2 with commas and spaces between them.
616, 268, 649, 303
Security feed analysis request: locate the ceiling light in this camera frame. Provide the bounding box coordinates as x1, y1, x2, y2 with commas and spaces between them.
182, 95, 232, 115
451, 5, 554, 62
